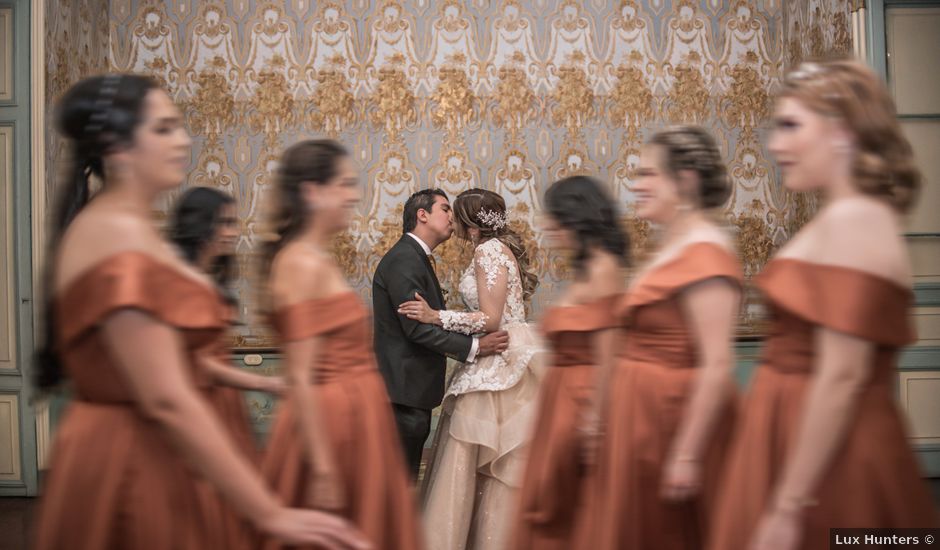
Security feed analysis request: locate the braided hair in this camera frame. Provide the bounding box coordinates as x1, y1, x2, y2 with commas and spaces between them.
648, 125, 730, 209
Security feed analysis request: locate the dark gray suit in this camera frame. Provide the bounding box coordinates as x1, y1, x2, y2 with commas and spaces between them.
372, 235, 473, 477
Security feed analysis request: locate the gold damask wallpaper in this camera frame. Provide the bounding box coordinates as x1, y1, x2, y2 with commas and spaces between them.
45, 0, 111, 221
784, 0, 855, 68
44, 0, 855, 347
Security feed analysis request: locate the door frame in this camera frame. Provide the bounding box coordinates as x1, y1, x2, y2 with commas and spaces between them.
29, 0, 48, 480
0, 0, 38, 497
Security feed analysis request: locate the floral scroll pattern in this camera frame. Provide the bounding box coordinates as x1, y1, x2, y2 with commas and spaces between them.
53, 0, 858, 346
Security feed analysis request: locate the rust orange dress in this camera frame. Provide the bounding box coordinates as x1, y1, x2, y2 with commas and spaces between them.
199, 304, 258, 463
589, 242, 742, 550
34, 252, 247, 550
190, 304, 260, 548
710, 259, 939, 549
261, 291, 422, 550
510, 297, 619, 550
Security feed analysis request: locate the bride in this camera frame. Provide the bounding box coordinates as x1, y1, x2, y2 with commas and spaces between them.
398, 188, 544, 550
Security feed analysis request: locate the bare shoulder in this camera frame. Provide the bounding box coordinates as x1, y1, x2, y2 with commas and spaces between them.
62, 207, 155, 252
686, 220, 735, 253
586, 250, 625, 298
56, 208, 166, 292
270, 242, 343, 306
815, 197, 910, 286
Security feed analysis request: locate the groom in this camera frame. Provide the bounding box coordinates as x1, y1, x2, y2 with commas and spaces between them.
373, 189, 509, 479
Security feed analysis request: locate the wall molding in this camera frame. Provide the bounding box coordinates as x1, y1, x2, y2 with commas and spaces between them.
913, 443, 940, 477
0, 7, 11, 102
899, 345, 940, 370
0, 124, 14, 373
914, 282, 940, 307
0, 394, 21, 482
31, 0, 48, 473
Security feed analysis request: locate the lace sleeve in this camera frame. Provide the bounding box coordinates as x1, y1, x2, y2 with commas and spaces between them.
440, 310, 489, 335
473, 239, 517, 331
475, 239, 515, 291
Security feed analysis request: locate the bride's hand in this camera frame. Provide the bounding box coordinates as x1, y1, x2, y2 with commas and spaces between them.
398, 292, 440, 324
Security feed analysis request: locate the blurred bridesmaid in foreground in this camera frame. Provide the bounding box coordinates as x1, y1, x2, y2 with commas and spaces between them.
588, 126, 742, 549
711, 60, 938, 550
260, 139, 423, 550
511, 176, 628, 550
33, 75, 366, 550
169, 186, 285, 464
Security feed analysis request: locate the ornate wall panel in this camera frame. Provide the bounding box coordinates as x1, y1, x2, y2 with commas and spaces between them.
783, 0, 854, 69
44, 0, 111, 228
102, 1, 857, 345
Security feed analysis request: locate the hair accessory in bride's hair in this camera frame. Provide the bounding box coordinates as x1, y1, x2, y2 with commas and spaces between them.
477, 208, 508, 230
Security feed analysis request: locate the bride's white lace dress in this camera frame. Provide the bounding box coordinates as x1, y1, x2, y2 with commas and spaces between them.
423, 238, 544, 550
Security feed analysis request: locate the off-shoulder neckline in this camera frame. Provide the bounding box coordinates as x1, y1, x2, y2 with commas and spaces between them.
56, 250, 218, 301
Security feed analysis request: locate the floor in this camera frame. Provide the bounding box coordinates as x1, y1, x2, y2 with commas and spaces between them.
0, 498, 33, 550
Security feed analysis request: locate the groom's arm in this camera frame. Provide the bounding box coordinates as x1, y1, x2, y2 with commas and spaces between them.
382, 256, 474, 362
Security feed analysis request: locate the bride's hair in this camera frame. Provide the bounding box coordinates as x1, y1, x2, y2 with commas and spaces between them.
452, 188, 539, 302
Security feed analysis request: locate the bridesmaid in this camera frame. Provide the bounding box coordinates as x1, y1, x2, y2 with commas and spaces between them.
588, 126, 742, 549
33, 75, 367, 550
169, 186, 285, 463
711, 60, 938, 550
260, 139, 423, 550
511, 176, 629, 550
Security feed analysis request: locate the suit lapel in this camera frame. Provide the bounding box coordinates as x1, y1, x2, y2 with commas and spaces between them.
399, 236, 446, 307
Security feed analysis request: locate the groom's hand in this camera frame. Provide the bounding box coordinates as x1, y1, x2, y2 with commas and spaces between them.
477, 331, 509, 357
